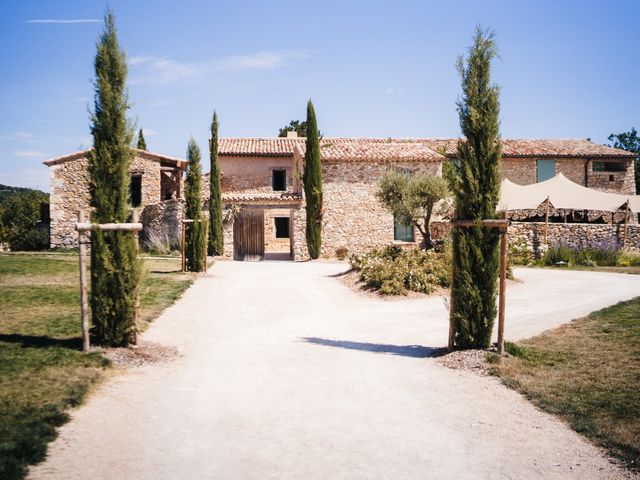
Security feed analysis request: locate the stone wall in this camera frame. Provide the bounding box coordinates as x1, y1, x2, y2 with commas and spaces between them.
320, 160, 439, 257
219, 155, 297, 194
48, 152, 179, 248
502, 156, 636, 195
431, 220, 640, 255
140, 199, 183, 251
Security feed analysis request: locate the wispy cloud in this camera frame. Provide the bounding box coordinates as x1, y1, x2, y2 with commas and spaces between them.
63, 136, 92, 148
142, 128, 158, 137
382, 87, 403, 95
14, 150, 50, 158
0, 131, 35, 142
129, 50, 311, 85
26, 19, 100, 24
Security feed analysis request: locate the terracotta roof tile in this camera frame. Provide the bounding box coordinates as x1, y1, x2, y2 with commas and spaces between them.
43, 148, 188, 168
219, 138, 302, 156
219, 137, 635, 160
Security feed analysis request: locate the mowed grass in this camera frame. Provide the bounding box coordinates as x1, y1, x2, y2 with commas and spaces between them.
0, 253, 193, 480
489, 297, 640, 470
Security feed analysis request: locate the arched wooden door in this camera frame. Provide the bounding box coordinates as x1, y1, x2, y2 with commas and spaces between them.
233, 209, 265, 261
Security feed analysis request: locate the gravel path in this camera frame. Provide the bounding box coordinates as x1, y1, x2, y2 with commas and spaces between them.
29, 263, 640, 480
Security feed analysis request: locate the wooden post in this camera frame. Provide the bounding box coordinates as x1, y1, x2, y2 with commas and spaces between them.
131, 209, 140, 346
544, 196, 550, 244
77, 211, 90, 353
497, 229, 508, 354
622, 202, 630, 247
181, 217, 186, 273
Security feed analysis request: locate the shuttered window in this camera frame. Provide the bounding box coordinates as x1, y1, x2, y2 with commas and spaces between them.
536, 159, 556, 182
394, 216, 414, 242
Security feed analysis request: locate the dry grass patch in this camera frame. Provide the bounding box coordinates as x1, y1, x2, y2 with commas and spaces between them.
489, 297, 640, 471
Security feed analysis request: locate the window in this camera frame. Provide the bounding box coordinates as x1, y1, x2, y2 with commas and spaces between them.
272, 169, 286, 191
394, 216, 414, 242
536, 159, 556, 182
592, 161, 626, 172
130, 175, 142, 207
274, 217, 290, 238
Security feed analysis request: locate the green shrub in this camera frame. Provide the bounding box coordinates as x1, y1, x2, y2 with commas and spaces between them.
349, 246, 451, 296
589, 247, 620, 266
8, 227, 49, 251
543, 246, 572, 266
508, 237, 532, 265
618, 250, 640, 266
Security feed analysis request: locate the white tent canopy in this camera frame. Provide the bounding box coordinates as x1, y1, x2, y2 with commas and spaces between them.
498, 173, 638, 213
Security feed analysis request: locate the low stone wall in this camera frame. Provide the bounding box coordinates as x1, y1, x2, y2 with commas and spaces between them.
140, 199, 183, 251
431, 221, 640, 256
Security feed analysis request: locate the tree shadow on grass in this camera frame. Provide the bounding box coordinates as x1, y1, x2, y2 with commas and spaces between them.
301, 337, 446, 358
0, 333, 81, 350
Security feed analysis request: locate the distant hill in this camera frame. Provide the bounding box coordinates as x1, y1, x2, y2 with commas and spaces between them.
0, 184, 48, 204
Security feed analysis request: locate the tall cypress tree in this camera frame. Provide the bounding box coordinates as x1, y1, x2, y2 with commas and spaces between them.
450, 27, 502, 349
88, 10, 139, 347
303, 100, 322, 259
208, 111, 224, 256
137, 127, 147, 150
185, 138, 207, 272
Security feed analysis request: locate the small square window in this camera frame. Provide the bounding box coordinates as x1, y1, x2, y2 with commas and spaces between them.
394, 216, 414, 242
274, 217, 290, 238
272, 169, 286, 191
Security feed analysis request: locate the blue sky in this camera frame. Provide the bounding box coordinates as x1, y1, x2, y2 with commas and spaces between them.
1, 0, 639, 191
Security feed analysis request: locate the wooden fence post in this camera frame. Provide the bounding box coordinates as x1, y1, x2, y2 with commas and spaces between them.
181, 216, 186, 273
497, 228, 508, 354
77, 211, 90, 352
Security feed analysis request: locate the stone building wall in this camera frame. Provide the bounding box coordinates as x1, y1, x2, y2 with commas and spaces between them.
48, 152, 181, 248
49, 156, 92, 248
263, 208, 292, 253
502, 156, 636, 195
219, 155, 297, 193
319, 160, 440, 257
140, 199, 183, 251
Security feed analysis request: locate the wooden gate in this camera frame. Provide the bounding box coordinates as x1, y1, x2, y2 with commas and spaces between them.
233, 208, 265, 261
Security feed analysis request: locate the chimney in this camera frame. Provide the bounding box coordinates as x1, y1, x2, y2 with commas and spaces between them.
286, 131, 298, 138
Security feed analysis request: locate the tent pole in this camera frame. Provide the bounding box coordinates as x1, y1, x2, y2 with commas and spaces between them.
544, 196, 550, 244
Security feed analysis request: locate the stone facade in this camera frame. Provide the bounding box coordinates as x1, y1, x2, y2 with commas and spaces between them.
319, 160, 440, 257
502, 157, 636, 195
46, 150, 186, 248
219, 155, 299, 194
140, 199, 184, 250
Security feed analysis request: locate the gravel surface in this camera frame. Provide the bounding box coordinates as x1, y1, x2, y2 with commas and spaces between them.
29, 264, 640, 480
102, 341, 180, 368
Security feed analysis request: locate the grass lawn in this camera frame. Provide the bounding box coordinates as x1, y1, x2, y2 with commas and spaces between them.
489, 297, 640, 471
0, 253, 193, 480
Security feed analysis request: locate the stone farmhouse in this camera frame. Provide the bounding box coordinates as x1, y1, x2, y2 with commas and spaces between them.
44, 136, 637, 260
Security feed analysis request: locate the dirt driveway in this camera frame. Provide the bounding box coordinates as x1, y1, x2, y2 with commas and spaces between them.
29, 262, 640, 480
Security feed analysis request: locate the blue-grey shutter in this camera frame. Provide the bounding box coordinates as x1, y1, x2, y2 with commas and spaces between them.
536, 159, 556, 182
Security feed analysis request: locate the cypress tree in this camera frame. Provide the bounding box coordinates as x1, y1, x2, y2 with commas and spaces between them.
88, 10, 139, 347
137, 127, 147, 150
208, 111, 224, 256
185, 138, 207, 272
450, 27, 502, 349
303, 100, 322, 259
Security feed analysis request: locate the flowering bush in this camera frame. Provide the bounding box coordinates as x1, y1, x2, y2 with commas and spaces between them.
349, 245, 451, 295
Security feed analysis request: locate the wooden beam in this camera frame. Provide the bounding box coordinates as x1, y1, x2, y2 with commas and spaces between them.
450, 219, 509, 229
76, 222, 143, 232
